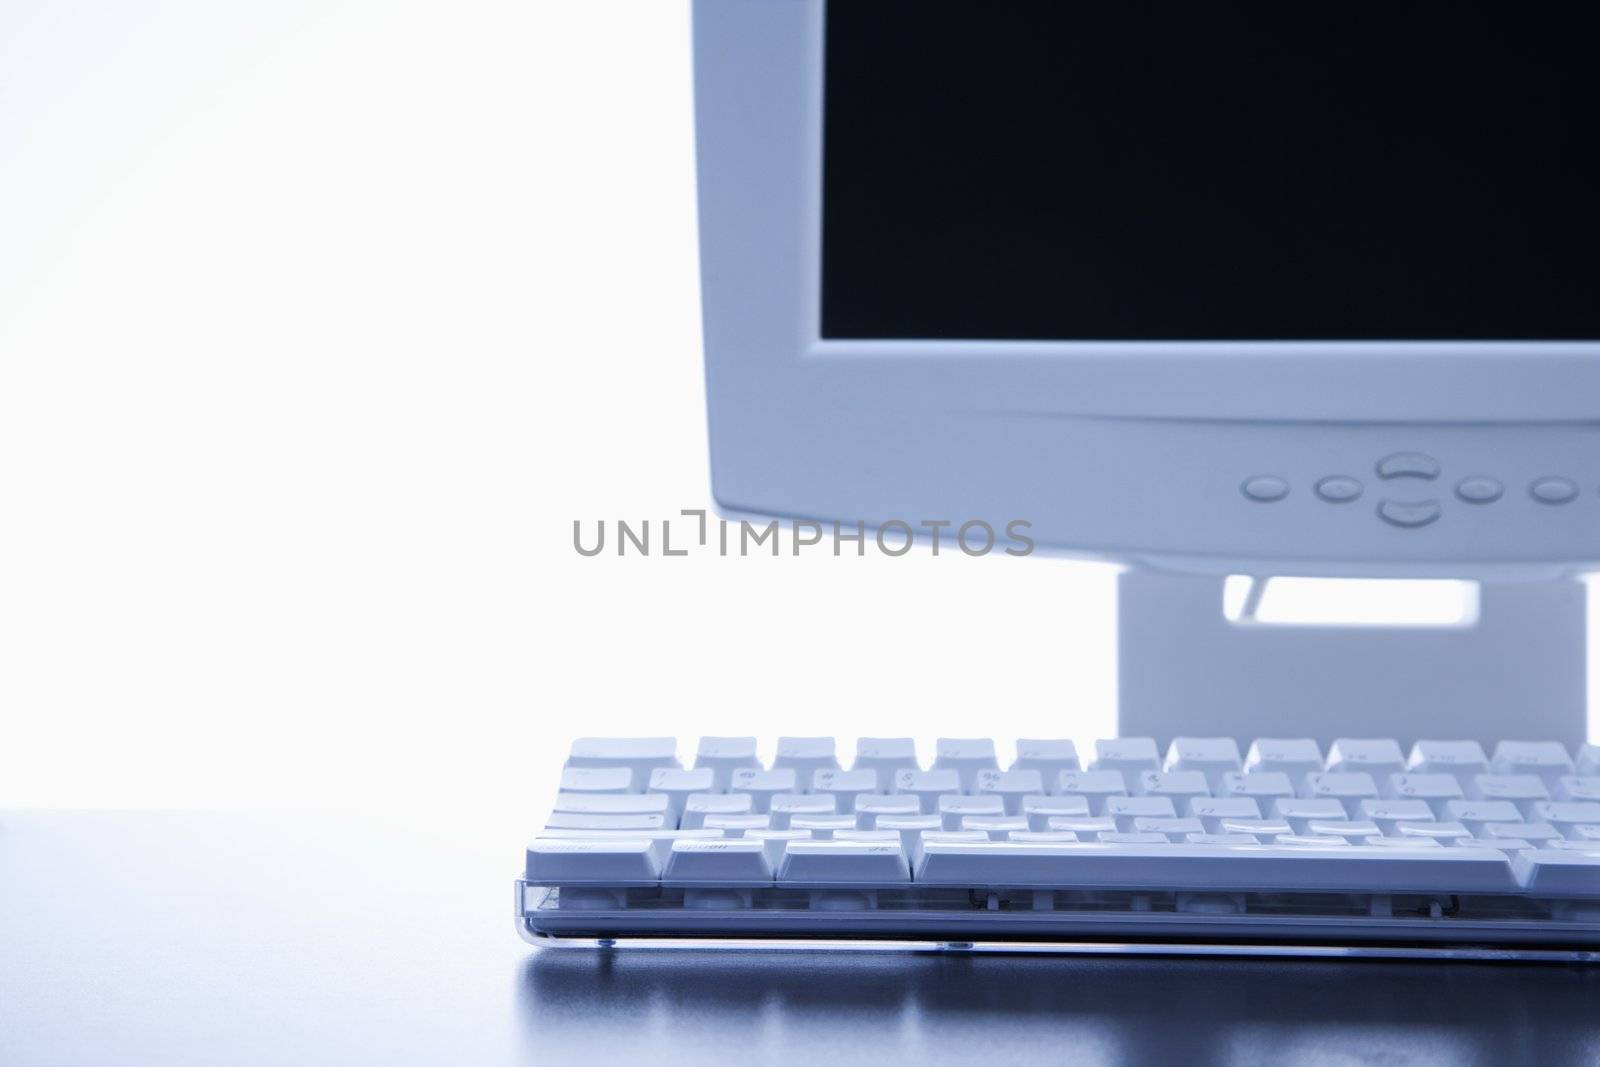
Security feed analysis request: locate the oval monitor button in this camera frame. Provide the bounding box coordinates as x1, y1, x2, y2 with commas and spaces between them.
1315, 476, 1363, 503
1241, 475, 1289, 503
1529, 477, 1578, 505
1455, 476, 1503, 504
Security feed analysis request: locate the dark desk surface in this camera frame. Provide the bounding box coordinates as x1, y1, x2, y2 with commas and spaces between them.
4, 811, 1599, 1066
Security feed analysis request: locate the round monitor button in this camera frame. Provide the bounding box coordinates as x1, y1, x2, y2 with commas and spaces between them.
1454, 476, 1504, 504
1241, 475, 1289, 502
1314, 476, 1363, 503
1529, 477, 1578, 505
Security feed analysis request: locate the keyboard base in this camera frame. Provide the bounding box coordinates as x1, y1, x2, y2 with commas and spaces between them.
518, 884, 1600, 961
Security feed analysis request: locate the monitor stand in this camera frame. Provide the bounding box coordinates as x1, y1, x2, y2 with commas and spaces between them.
1117, 569, 1589, 750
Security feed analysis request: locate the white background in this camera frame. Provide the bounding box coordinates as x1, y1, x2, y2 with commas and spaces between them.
6, 2, 1595, 835
0, 0, 1118, 832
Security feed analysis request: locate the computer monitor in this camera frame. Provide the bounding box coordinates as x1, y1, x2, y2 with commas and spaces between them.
691, 1, 1599, 745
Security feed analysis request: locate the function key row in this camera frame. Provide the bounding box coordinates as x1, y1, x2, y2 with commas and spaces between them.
564, 737, 1600, 793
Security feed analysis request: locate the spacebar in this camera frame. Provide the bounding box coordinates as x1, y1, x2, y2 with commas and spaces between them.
914, 842, 1521, 894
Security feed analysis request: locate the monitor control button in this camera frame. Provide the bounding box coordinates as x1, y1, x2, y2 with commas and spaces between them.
1454, 476, 1503, 504
1314, 476, 1363, 503
1378, 499, 1441, 528
1241, 475, 1289, 502
1530, 477, 1578, 505
1376, 452, 1441, 480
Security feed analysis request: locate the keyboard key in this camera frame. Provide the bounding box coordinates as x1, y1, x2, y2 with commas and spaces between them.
773, 737, 840, 782
1054, 770, 1128, 811
1008, 830, 1080, 843
1012, 739, 1080, 778
1485, 821, 1562, 845
681, 792, 752, 828
1357, 836, 1442, 849
552, 792, 672, 818
559, 767, 636, 795
976, 769, 1045, 814
1302, 773, 1379, 816
1106, 796, 1177, 830
702, 813, 772, 836
1045, 815, 1118, 836
1406, 740, 1490, 787
910, 831, 988, 867
1022, 794, 1093, 830
1133, 817, 1206, 842
1243, 738, 1324, 782
961, 815, 1029, 839
811, 768, 880, 807
788, 814, 858, 838
1556, 776, 1600, 802
853, 738, 921, 778
1305, 819, 1383, 841
1491, 741, 1574, 788
1211, 818, 1292, 842
1463, 837, 1534, 852
1511, 849, 1600, 897
1218, 771, 1296, 802
544, 812, 667, 832
525, 838, 660, 885
912, 841, 1520, 893
1578, 745, 1600, 776
647, 767, 715, 823
1091, 738, 1161, 792
834, 829, 900, 845
778, 840, 910, 884
1393, 821, 1472, 844
934, 738, 1000, 792
1470, 774, 1551, 819
1137, 770, 1211, 803
1164, 737, 1242, 792
730, 767, 798, 813
535, 828, 724, 867
1358, 799, 1436, 835
1384, 773, 1464, 818
1188, 833, 1259, 846
1276, 834, 1355, 848
1442, 800, 1524, 836
662, 838, 774, 885
566, 738, 680, 784
893, 769, 962, 812
1326, 739, 1405, 780
769, 793, 837, 829
939, 794, 1005, 830
854, 794, 921, 822
1187, 797, 1262, 832
1272, 798, 1349, 833
1100, 831, 1171, 844
693, 736, 760, 792
1533, 801, 1600, 838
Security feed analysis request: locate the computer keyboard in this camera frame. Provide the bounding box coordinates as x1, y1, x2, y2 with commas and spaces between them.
518, 736, 1600, 959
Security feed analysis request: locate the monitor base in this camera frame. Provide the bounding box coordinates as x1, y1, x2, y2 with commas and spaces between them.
1116, 570, 1589, 748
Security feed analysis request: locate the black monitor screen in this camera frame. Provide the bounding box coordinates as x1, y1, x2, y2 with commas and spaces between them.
821, 2, 1600, 341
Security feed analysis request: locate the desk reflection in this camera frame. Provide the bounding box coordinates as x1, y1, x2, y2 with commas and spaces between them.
516, 949, 1600, 1066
